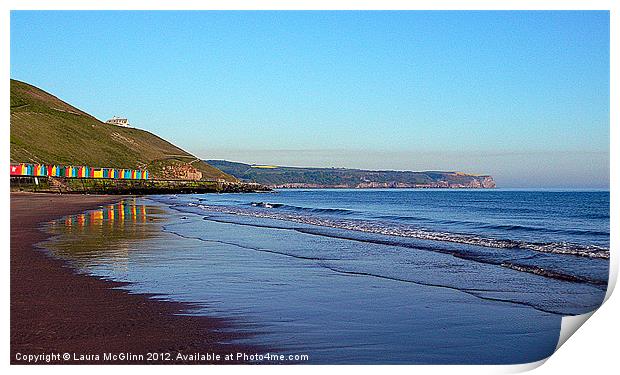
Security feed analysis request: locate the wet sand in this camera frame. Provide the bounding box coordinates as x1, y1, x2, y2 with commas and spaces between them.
10, 192, 258, 364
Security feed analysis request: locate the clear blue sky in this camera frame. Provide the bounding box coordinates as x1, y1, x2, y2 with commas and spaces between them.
11, 11, 609, 188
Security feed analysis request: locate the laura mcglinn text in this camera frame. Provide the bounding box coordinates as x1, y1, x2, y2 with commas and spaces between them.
14, 352, 146, 363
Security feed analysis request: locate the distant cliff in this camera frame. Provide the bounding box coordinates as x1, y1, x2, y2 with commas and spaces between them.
207, 160, 496, 189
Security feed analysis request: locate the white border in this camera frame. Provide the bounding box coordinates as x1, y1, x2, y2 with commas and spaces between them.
2, 1, 616, 374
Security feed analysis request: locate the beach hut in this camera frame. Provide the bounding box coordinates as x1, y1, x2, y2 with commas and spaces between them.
94, 168, 103, 178
36, 164, 46, 176
10, 164, 23, 176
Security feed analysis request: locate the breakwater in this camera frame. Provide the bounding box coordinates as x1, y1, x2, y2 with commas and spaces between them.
10, 176, 269, 194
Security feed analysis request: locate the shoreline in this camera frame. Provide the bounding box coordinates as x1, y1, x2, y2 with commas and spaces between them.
10, 192, 261, 364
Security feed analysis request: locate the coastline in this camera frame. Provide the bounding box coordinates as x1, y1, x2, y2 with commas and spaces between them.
10, 192, 260, 364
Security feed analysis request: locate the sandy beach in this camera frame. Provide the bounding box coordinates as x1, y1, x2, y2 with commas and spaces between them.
10, 192, 258, 364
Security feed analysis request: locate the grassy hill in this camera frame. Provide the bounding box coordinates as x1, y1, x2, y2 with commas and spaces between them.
10, 79, 235, 181
208, 160, 496, 188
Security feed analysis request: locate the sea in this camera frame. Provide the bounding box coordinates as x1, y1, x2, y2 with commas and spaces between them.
42, 189, 610, 364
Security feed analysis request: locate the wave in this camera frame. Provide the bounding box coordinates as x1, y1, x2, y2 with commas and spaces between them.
160, 217, 607, 315
184, 203, 610, 260
202, 218, 608, 286
249, 202, 354, 215
499, 263, 607, 286
251, 202, 608, 237
477, 223, 609, 237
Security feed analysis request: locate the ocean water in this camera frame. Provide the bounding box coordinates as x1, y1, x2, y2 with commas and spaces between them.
42, 189, 609, 364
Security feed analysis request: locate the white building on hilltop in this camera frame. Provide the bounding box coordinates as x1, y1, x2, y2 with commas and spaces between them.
106, 116, 130, 127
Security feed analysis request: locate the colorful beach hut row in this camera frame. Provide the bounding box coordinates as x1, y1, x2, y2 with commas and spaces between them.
10, 163, 149, 180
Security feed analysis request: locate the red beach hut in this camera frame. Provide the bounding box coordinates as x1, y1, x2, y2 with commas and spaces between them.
10, 164, 23, 176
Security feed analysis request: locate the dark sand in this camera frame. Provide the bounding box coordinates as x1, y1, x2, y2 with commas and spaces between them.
10, 193, 259, 364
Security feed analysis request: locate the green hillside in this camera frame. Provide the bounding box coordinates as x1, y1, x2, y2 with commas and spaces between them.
10, 79, 235, 181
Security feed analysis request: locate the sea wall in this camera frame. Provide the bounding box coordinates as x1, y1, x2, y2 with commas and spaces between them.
10, 176, 269, 195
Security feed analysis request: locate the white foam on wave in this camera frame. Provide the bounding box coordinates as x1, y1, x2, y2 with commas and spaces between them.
185, 203, 610, 259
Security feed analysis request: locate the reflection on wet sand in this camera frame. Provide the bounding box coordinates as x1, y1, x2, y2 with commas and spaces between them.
43, 198, 165, 271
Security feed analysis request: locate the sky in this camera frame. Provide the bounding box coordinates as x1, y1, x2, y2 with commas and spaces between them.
10, 11, 609, 188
